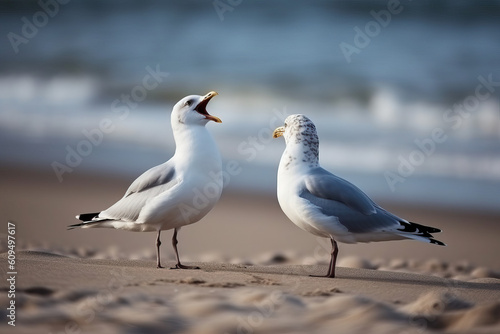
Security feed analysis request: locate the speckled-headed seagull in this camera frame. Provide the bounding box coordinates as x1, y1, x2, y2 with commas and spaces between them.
273, 114, 445, 278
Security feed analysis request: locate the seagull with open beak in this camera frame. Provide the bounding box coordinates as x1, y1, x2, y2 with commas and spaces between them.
70, 91, 224, 269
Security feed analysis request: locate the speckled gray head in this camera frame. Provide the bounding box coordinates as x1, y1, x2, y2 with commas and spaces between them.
273, 114, 318, 144
273, 114, 319, 166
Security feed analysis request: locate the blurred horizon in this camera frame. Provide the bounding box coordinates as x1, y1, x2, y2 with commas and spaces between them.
1, 0, 499, 213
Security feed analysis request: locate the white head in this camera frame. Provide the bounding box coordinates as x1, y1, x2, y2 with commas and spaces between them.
172, 91, 221, 127
273, 114, 319, 168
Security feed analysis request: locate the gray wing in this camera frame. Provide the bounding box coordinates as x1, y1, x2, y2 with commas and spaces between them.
99, 161, 177, 222
124, 160, 176, 197
301, 167, 400, 233
304, 167, 376, 215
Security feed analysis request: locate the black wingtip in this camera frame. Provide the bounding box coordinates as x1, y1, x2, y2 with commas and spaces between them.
77, 212, 100, 221
69, 212, 101, 230
425, 226, 442, 233
430, 239, 446, 246
397, 221, 445, 246
67, 222, 85, 230
410, 221, 442, 234
398, 221, 443, 236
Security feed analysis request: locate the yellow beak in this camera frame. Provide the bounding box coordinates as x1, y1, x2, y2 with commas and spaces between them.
273, 126, 285, 138
206, 114, 222, 123
202, 91, 218, 104
196, 91, 222, 123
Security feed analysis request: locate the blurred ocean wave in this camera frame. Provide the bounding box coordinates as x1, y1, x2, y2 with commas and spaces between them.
0, 0, 499, 211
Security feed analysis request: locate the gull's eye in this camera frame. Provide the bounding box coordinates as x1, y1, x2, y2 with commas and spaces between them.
184, 100, 193, 107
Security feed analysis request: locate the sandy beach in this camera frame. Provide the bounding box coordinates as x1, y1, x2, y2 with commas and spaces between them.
1, 165, 500, 269
1, 251, 500, 333
1, 166, 500, 333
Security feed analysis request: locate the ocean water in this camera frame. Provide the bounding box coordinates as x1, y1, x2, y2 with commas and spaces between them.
0, 0, 499, 212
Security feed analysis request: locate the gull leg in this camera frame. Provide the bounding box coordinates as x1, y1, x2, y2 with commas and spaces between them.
325, 250, 334, 277
170, 228, 200, 270
327, 239, 339, 278
156, 230, 164, 269
310, 238, 338, 278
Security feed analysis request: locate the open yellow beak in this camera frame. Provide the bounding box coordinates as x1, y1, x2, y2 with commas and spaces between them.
273, 126, 285, 138
196, 91, 222, 123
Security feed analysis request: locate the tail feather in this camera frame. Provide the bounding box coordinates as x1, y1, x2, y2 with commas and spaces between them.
76, 212, 100, 221
68, 212, 108, 230
397, 221, 446, 246
429, 238, 446, 246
